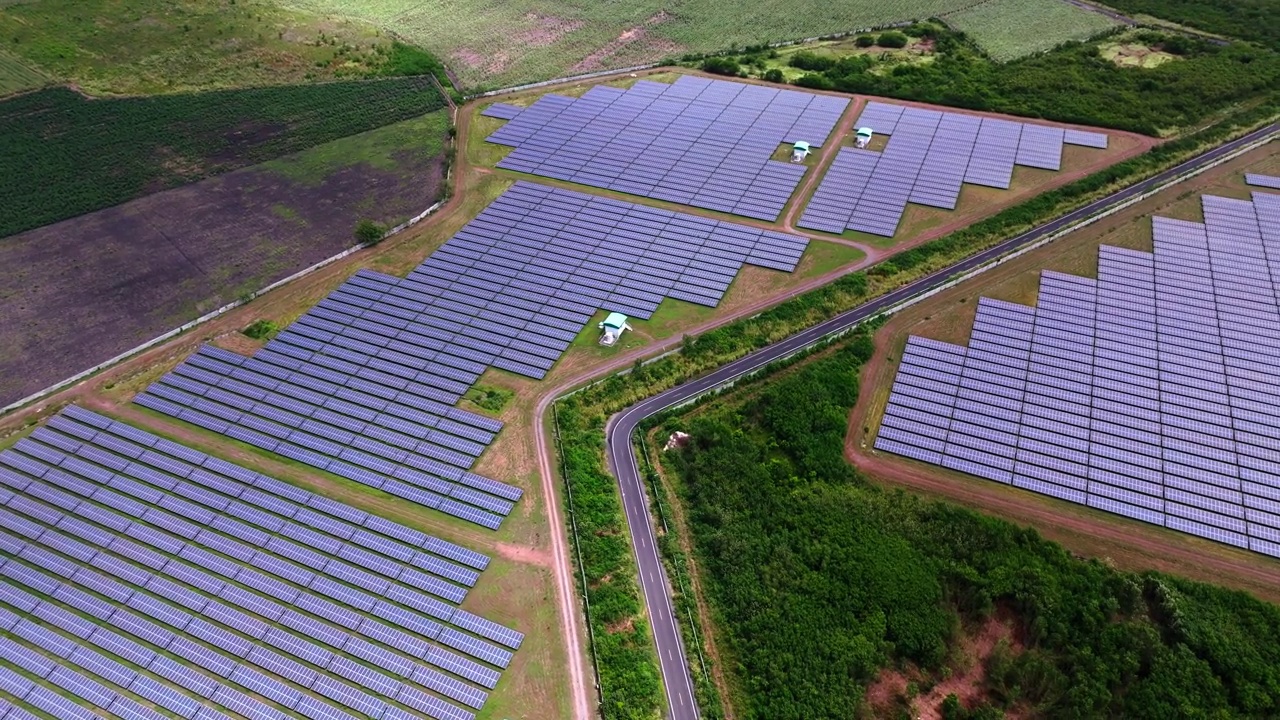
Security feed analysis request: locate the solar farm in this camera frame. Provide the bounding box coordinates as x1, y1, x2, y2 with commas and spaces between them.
876, 183, 1280, 556
485, 76, 848, 221
130, 179, 807, 531
0, 70, 1141, 720
0, 406, 520, 720
798, 102, 1109, 237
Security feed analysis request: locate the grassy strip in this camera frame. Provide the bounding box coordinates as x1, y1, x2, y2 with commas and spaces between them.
553, 100, 1279, 720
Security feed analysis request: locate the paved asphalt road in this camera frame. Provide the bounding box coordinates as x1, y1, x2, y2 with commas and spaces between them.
604, 123, 1277, 720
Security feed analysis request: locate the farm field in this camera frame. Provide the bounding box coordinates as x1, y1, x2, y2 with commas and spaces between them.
849, 141, 1280, 593
285, 0, 987, 90
0, 0, 409, 95
0, 77, 447, 240
942, 0, 1121, 61
0, 48, 46, 96
0, 109, 451, 409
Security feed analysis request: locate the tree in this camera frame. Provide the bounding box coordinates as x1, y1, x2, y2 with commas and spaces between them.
701, 57, 740, 76
354, 218, 386, 245
855, 35, 876, 48
876, 31, 909, 49
763, 68, 785, 83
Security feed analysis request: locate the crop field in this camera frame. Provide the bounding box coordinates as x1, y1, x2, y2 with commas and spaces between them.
0, 49, 45, 96
0, 77, 447, 240
287, 0, 987, 90
0, 109, 450, 409
0, 0, 403, 95
942, 0, 1121, 61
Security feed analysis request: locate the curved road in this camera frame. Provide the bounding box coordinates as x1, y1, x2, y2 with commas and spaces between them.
605, 123, 1278, 720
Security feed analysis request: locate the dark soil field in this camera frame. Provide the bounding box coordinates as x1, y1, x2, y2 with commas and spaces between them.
0, 110, 450, 407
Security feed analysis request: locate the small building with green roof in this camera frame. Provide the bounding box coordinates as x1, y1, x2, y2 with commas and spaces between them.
599, 312, 632, 346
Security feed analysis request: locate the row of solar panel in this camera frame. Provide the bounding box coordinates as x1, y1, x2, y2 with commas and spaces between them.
0, 463, 517, 668
51, 407, 490, 570
488, 76, 847, 221
0, 581, 475, 720
878, 188, 1280, 557
0, 650, 235, 720
0, 544, 494, 711
15, 426, 481, 599
0, 502, 503, 694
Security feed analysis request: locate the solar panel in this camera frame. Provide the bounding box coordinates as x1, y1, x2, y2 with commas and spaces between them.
877, 189, 1280, 560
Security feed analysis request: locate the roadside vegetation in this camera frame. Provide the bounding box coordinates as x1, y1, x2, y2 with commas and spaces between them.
704, 23, 1279, 136
553, 94, 1278, 719
657, 341, 1280, 719
0, 76, 447, 239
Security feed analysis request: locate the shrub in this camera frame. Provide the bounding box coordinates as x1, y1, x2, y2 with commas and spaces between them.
794, 73, 835, 90
701, 57, 740, 76
876, 31, 910, 49
763, 68, 785, 83
354, 218, 386, 245
788, 50, 836, 71
855, 35, 876, 48
242, 319, 278, 340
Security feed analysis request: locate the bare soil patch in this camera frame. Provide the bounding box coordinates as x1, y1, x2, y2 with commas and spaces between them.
865, 608, 1025, 719
571, 12, 678, 73
514, 14, 585, 47
0, 145, 446, 406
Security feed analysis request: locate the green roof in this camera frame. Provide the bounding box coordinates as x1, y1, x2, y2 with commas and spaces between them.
603, 312, 629, 328
793, 140, 810, 150
856, 127, 874, 137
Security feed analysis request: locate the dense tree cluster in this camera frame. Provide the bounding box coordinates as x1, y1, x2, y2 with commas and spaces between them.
793, 27, 1280, 135
666, 342, 1280, 719
1102, 0, 1280, 52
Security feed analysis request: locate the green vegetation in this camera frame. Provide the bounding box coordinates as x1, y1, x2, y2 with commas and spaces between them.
787, 25, 1279, 135
701, 57, 742, 76
464, 385, 513, 414
0, 76, 446, 239
0, 0, 438, 95
354, 219, 388, 245
554, 99, 1278, 720
661, 342, 1280, 718
241, 319, 279, 340
876, 30, 911, 49
283, 0, 992, 91
0, 49, 46, 96
943, 0, 1120, 61
1099, 0, 1280, 51
259, 109, 450, 186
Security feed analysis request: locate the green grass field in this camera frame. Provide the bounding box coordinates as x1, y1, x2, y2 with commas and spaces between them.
0, 48, 46, 96
285, 0, 986, 90
0, 0, 398, 95
943, 0, 1121, 61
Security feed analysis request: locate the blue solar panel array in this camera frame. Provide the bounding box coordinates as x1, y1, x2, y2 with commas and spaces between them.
134, 181, 808, 526
0, 407, 518, 720
487, 76, 849, 221
877, 188, 1280, 557
799, 101, 1109, 237
479, 103, 523, 121
1247, 173, 1280, 190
